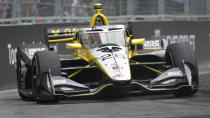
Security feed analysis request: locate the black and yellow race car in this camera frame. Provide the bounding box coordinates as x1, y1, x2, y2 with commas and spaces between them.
16, 3, 198, 103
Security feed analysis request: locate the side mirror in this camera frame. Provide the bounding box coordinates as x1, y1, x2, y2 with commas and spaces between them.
130, 38, 145, 55
131, 38, 145, 45
66, 43, 82, 49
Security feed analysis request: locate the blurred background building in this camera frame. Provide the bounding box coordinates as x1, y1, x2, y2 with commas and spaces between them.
0, 0, 210, 24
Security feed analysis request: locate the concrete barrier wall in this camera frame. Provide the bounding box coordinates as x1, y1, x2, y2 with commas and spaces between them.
0, 25, 44, 90
0, 23, 87, 90
0, 21, 210, 90
129, 21, 210, 73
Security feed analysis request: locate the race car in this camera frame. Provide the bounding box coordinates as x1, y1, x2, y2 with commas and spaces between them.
16, 3, 199, 103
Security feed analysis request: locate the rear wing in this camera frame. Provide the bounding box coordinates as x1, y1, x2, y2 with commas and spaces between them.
46, 27, 77, 43
46, 26, 83, 55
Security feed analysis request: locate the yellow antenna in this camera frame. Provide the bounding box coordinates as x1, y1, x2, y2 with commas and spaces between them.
89, 3, 109, 27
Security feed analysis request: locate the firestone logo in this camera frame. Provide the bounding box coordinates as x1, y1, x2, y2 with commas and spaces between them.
154, 29, 196, 50
166, 34, 195, 50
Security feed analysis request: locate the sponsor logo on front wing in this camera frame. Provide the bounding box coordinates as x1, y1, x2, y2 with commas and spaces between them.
167, 71, 182, 76
53, 79, 67, 85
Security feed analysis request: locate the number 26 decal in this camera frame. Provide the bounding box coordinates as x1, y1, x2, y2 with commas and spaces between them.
101, 54, 112, 61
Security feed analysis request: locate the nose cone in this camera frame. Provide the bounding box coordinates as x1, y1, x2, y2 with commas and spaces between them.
89, 45, 131, 81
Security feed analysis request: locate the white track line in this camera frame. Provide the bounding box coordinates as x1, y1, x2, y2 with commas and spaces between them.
0, 89, 17, 95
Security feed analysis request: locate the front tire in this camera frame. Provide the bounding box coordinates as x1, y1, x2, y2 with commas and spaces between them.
165, 43, 198, 96
16, 51, 33, 101
32, 51, 61, 103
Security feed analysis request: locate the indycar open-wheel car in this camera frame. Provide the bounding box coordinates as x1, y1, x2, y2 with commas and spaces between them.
16, 3, 199, 103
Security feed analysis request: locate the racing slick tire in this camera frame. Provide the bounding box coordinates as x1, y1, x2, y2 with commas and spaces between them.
16, 51, 33, 101
32, 51, 61, 103
165, 43, 198, 96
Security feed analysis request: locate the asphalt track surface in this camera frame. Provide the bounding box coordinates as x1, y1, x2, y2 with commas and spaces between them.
0, 74, 210, 118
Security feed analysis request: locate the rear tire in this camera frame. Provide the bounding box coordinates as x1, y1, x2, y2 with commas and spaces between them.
165, 43, 198, 96
32, 51, 61, 103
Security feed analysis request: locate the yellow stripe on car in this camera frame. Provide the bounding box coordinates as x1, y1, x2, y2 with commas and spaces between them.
67, 65, 91, 79
136, 62, 163, 74
48, 38, 74, 43
131, 82, 188, 91
70, 83, 113, 97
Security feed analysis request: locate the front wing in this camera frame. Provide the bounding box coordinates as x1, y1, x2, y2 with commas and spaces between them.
35, 65, 192, 99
